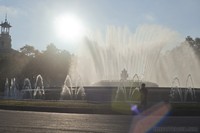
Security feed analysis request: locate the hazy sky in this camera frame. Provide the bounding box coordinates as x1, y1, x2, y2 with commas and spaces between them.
0, 0, 200, 52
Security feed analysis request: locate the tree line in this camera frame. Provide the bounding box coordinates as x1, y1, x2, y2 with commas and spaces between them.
0, 43, 72, 92
0, 36, 200, 92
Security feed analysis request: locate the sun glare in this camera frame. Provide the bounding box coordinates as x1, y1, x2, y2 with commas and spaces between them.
54, 14, 85, 42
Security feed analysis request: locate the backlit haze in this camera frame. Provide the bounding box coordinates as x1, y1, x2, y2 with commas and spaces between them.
1, 0, 200, 87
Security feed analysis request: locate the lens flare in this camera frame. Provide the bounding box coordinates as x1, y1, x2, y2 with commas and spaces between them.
130, 102, 171, 133
131, 104, 140, 115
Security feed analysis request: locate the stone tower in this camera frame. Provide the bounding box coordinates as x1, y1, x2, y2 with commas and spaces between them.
0, 15, 12, 51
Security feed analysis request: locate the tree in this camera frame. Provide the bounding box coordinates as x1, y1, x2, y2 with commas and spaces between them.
20, 44, 40, 57
195, 38, 200, 47
0, 52, 30, 91
39, 45, 71, 86
186, 36, 194, 43
186, 36, 200, 57
20, 44, 72, 87
45, 43, 59, 55
0, 43, 72, 91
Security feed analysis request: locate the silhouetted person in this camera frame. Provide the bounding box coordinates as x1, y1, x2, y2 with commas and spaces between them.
140, 83, 148, 107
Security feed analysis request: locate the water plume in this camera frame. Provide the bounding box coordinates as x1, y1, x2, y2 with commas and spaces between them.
71, 24, 200, 87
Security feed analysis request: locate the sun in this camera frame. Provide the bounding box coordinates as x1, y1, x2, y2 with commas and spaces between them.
54, 14, 85, 42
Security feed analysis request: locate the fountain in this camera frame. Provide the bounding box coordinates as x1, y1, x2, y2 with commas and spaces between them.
115, 69, 141, 101
70, 24, 200, 89
115, 80, 127, 101
74, 76, 86, 99
4, 78, 9, 98
3, 75, 45, 99
21, 78, 33, 99
60, 75, 85, 100
128, 74, 141, 101
71, 25, 183, 86
169, 77, 182, 102
185, 74, 196, 101
33, 75, 45, 99
169, 74, 196, 102
2, 25, 200, 102
60, 75, 73, 99
4, 78, 20, 99
115, 69, 129, 101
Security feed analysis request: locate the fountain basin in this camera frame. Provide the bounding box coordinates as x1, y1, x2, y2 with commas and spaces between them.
19, 86, 200, 102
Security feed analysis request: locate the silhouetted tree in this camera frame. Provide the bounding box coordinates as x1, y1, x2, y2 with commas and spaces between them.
186, 36, 200, 55
0, 43, 72, 92
21, 43, 71, 87
20, 44, 40, 57
0, 52, 30, 91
